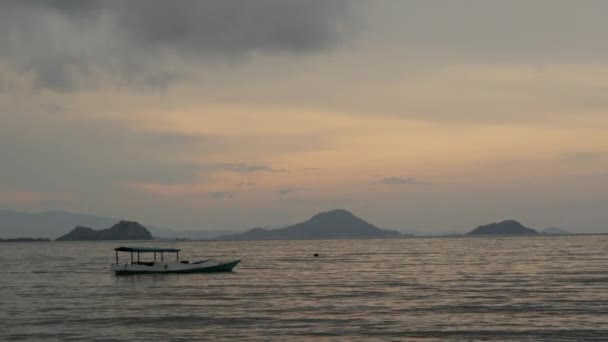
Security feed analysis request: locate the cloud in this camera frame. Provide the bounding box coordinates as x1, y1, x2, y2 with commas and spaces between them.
366, 1, 608, 62
0, 0, 358, 89
277, 187, 309, 195
9, 0, 102, 13
115, 1, 354, 54
376, 177, 430, 186
214, 163, 287, 174
137, 131, 211, 145
210, 191, 236, 200
274, 197, 354, 207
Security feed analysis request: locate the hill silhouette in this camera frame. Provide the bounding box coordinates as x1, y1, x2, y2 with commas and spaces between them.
217, 209, 400, 240
56, 220, 153, 241
467, 220, 539, 235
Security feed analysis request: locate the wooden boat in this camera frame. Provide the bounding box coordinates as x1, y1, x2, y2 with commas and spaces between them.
111, 246, 240, 275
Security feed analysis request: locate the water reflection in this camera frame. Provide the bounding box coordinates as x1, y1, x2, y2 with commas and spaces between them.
1, 236, 607, 340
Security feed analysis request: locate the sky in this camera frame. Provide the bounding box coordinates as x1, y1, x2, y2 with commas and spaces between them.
1, 1, 608, 233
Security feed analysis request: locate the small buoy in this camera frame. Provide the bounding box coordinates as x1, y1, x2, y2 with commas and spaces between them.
313, 253, 319, 257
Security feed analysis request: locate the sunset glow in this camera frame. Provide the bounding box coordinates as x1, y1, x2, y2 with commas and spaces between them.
2, 1, 608, 232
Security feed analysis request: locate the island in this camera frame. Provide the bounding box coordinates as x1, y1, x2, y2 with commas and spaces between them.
217, 209, 401, 240
541, 227, 571, 235
56, 220, 153, 241
467, 220, 539, 235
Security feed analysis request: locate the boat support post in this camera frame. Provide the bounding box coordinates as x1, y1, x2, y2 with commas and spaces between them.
115, 250, 118, 264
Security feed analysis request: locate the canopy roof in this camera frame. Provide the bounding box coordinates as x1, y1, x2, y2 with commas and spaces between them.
114, 246, 180, 253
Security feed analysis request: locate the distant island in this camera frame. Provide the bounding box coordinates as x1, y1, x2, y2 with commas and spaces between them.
217, 209, 401, 240
541, 227, 571, 235
56, 220, 153, 241
467, 220, 539, 235
0, 238, 50, 242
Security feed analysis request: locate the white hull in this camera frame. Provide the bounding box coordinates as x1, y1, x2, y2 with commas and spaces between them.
111, 259, 240, 275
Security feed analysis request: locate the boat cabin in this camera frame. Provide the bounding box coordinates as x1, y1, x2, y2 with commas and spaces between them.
114, 246, 181, 265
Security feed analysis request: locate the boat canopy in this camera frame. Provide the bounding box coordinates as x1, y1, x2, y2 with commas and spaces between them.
114, 246, 181, 253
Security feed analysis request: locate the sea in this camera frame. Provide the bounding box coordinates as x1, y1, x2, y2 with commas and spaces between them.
1, 235, 608, 341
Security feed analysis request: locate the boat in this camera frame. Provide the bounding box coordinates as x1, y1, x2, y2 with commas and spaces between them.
111, 246, 240, 275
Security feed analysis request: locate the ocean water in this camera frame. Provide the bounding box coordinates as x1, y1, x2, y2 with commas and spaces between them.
1, 236, 608, 341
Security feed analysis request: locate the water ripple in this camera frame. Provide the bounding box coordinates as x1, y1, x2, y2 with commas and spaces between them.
1, 236, 607, 341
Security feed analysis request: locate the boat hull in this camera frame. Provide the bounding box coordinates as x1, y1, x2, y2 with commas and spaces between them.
112, 260, 240, 275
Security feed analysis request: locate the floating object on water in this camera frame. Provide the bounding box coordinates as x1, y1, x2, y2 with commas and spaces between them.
111, 246, 240, 275
313, 253, 319, 257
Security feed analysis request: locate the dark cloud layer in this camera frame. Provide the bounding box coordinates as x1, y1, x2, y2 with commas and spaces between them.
0, 0, 357, 89
116, 1, 352, 54
8, 0, 102, 13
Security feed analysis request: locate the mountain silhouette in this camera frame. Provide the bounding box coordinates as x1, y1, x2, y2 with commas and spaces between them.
217, 209, 400, 240
56, 220, 153, 241
467, 220, 539, 235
